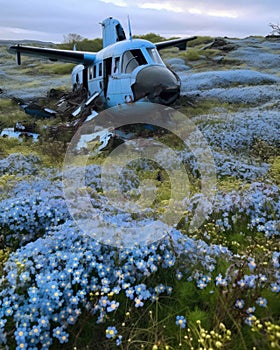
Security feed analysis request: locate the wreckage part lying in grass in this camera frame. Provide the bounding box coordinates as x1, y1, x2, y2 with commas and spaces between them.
0, 127, 39, 141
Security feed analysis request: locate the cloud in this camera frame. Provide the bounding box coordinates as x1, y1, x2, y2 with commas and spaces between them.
206, 10, 238, 19
188, 8, 203, 15
187, 7, 238, 19
100, 0, 128, 7
138, 2, 184, 13
0, 0, 279, 41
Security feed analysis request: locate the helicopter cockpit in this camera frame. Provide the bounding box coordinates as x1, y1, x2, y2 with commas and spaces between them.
121, 47, 164, 73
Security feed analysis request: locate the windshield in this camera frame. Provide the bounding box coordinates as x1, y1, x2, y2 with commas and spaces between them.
147, 48, 163, 64
122, 49, 147, 73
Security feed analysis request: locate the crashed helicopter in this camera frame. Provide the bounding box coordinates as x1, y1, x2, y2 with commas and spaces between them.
8, 17, 196, 148
9, 17, 196, 109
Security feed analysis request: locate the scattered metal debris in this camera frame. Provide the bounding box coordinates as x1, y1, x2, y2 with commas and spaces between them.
22, 103, 57, 118
1, 88, 166, 150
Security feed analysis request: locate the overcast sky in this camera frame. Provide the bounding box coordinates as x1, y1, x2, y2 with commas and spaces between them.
0, 0, 279, 42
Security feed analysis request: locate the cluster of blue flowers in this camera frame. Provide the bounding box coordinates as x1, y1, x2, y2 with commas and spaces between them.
179, 143, 269, 181
196, 110, 280, 153
0, 176, 70, 246
212, 151, 269, 180
183, 181, 280, 238
0, 153, 41, 177
211, 182, 280, 237
189, 109, 279, 180
0, 153, 233, 348
0, 216, 230, 348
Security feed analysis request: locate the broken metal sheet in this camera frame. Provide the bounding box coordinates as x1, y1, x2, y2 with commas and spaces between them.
44, 108, 57, 115
85, 92, 100, 106
72, 105, 83, 117
76, 127, 114, 152
0, 128, 39, 141
72, 91, 100, 117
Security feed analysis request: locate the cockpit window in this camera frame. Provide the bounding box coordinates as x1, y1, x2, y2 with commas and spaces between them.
116, 24, 126, 42
122, 49, 147, 73
147, 48, 163, 64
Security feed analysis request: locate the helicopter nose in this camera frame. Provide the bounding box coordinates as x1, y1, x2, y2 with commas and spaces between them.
132, 65, 180, 105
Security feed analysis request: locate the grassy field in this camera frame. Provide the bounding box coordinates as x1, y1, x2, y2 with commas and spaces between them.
0, 36, 279, 350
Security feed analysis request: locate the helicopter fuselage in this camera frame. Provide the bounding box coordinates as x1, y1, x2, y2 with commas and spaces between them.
72, 38, 180, 108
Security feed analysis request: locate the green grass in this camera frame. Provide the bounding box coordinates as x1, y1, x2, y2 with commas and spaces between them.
15, 62, 75, 76
0, 137, 35, 157
40, 63, 75, 75
187, 36, 214, 48
181, 48, 201, 62
0, 134, 69, 167
177, 98, 245, 117
0, 99, 14, 109
0, 99, 34, 130
269, 156, 280, 184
